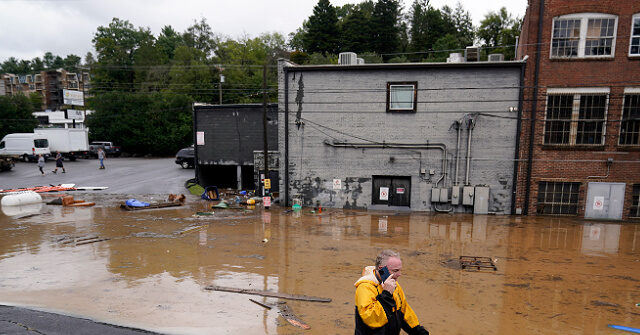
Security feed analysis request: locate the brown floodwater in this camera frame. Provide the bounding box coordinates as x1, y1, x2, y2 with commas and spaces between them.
0, 193, 639, 334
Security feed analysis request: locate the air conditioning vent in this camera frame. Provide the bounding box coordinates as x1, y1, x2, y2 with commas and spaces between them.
356, 57, 365, 65
447, 53, 464, 63
338, 52, 357, 65
465, 46, 480, 62
488, 53, 504, 62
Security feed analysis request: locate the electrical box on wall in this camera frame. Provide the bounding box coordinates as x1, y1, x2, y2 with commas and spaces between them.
474, 186, 490, 214
439, 188, 449, 203
431, 188, 440, 203
451, 186, 460, 205
462, 186, 474, 206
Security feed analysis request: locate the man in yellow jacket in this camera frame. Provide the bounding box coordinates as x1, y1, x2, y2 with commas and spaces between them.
354, 250, 429, 335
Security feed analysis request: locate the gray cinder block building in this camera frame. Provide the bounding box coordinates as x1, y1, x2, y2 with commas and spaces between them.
278, 58, 525, 213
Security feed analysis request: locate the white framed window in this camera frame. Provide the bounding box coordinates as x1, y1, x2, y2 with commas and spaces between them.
386, 82, 417, 113
630, 14, 640, 56
543, 88, 609, 145
619, 88, 640, 145
551, 13, 618, 58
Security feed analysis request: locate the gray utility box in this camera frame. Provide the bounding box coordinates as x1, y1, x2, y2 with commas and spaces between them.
439, 188, 449, 203
451, 186, 460, 205
431, 188, 440, 203
462, 186, 475, 206
474, 186, 490, 214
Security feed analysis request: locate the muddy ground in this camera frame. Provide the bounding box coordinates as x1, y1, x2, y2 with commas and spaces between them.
0, 192, 638, 334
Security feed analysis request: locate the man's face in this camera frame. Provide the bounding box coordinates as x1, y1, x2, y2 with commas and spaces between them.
384, 256, 402, 280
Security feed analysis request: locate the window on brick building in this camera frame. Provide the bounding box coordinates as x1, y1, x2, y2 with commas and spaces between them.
544, 90, 608, 145
537, 181, 580, 215
551, 14, 618, 58
620, 93, 640, 145
387, 82, 417, 113
631, 184, 640, 218
630, 14, 640, 56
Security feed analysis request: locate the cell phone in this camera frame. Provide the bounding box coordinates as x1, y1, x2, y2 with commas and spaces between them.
378, 266, 391, 283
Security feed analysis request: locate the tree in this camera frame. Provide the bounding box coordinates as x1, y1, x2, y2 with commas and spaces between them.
30, 57, 45, 72
28, 92, 43, 111
156, 25, 183, 61
371, 0, 401, 57
450, 2, 474, 48
303, 0, 340, 54
63, 54, 82, 72
340, 7, 371, 53
0, 95, 38, 139
478, 7, 521, 60
182, 18, 217, 57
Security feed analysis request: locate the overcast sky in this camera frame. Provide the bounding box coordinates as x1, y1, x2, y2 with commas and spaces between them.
0, 0, 528, 63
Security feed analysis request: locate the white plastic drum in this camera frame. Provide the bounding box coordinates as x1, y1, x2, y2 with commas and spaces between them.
1, 191, 43, 206
1, 202, 43, 216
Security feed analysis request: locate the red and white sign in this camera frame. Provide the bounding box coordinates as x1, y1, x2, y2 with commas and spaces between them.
263, 196, 271, 208
396, 188, 405, 194
593, 196, 604, 210
196, 131, 205, 145
379, 187, 389, 201
333, 179, 341, 190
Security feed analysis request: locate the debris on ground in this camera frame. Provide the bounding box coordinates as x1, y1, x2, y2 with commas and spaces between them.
120, 196, 184, 211
249, 299, 311, 330
459, 256, 497, 271
57, 235, 110, 246
204, 285, 331, 303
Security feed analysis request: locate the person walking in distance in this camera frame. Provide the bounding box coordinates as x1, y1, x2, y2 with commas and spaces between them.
98, 148, 106, 169
354, 249, 429, 335
37, 154, 45, 175
52, 151, 65, 174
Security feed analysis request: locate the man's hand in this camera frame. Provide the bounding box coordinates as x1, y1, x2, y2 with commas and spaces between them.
383, 277, 397, 294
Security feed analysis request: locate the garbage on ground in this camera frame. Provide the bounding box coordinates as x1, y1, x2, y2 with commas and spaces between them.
1, 191, 42, 206
1, 202, 43, 216
248, 299, 311, 330
185, 178, 205, 196
201, 186, 220, 201
459, 256, 497, 271
120, 196, 184, 211
58, 235, 109, 246
607, 324, 640, 333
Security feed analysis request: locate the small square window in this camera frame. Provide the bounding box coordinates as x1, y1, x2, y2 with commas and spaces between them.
387, 82, 417, 113
630, 15, 640, 56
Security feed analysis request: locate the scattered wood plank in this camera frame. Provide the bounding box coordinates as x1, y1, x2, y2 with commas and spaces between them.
76, 238, 110, 246
204, 285, 331, 303
278, 303, 311, 330
249, 298, 272, 309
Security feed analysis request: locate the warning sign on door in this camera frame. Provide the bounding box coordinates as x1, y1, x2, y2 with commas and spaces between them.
379, 187, 389, 201
593, 196, 604, 210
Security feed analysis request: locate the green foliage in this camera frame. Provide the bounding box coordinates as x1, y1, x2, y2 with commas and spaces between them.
28, 92, 43, 111
86, 92, 193, 155
371, 0, 401, 57
303, 0, 340, 55
340, 7, 371, 54
478, 7, 521, 60
0, 94, 38, 139
359, 53, 383, 63
387, 56, 408, 63
307, 53, 337, 64
290, 51, 310, 64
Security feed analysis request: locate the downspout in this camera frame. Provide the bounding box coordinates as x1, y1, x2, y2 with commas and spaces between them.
524, 0, 545, 215
464, 116, 475, 186
454, 120, 462, 186
284, 68, 290, 207
511, 59, 527, 215
192, 103, 199, 184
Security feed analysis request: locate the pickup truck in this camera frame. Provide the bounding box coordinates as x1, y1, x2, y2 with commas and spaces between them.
89, 141, 121, 157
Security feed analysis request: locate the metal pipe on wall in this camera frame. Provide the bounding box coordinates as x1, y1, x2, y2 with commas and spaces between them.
454, 120, 462, 186
284, 68, 290, 207
464, 117, 475, 185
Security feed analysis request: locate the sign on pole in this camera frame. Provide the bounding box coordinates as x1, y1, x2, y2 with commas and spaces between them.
63, 89, 84, 106
66, 109, 84, 120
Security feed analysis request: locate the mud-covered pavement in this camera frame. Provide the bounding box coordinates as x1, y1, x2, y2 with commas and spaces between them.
0, 193, 639, 334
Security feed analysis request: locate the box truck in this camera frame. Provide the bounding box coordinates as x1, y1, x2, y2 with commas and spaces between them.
34, 128, 90, 160
0, 133, 51, 162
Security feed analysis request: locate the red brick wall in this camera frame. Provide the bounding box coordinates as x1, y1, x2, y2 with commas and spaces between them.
516, 0, 640, 219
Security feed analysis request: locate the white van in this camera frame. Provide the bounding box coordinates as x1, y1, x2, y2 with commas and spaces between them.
0, 133, 51, 162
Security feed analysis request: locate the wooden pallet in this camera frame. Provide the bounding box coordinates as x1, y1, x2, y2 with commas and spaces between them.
459, 256, 497, 271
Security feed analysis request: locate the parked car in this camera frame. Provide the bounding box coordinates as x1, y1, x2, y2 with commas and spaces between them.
89, 141, 121, 157
175, 146, 194, 169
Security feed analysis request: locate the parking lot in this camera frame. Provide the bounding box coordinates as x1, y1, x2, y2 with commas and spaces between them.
0, 157, 195, 194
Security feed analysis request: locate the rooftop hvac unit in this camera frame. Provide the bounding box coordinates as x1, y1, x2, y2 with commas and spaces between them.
465, 46, 480, 62
357, 57, 365, 65
338, 52, 357, 65
446, 53, 464, 63
488, 53, 504, 62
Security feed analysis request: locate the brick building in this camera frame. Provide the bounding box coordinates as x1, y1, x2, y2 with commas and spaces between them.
516, 0, 640, 219
1, 69, 90, 111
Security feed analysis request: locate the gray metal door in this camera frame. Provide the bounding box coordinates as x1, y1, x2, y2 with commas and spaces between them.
585, 182, 626, 220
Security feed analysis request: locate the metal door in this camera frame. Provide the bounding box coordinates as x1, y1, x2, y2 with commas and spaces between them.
585, 182, 626, 220
372, 176, 411, 207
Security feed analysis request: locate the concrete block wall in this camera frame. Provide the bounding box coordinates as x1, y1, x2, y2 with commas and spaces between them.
278, 60, 523, 213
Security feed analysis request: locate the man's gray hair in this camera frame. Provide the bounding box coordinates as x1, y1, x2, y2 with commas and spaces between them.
375, 249, 400, 268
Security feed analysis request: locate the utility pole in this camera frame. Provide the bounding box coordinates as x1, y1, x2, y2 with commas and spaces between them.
262, 64, 269, 198
218, 67, 224, 105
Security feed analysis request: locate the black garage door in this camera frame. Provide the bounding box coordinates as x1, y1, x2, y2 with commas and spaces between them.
372, 176, 411, 207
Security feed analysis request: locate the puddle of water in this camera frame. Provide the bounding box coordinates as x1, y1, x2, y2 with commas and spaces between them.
0, 194, 639, 334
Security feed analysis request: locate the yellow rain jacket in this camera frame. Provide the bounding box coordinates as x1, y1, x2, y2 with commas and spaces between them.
354, 266, 429, 335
